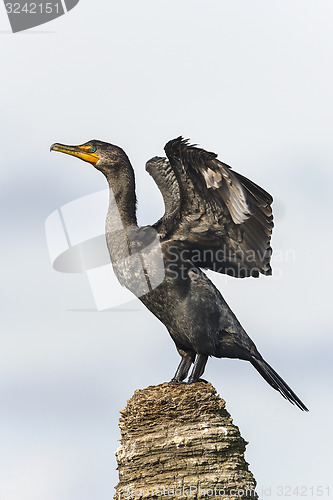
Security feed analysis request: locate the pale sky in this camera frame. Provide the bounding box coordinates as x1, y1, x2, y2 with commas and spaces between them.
1, 1, 333, 499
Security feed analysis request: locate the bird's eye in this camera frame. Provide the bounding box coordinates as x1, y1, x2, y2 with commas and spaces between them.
90, 147, 96, 153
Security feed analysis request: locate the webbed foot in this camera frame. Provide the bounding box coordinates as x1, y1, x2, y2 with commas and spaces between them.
169, 379, 186, 384
187, 377, 209, 384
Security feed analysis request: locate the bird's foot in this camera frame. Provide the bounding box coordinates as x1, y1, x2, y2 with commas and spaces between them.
169, 378, 186, 384
187, 377, 209, 385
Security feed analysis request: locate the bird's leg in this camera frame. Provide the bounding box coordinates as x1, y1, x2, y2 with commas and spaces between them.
170, 352, 195, 383
187, 354, 208, 384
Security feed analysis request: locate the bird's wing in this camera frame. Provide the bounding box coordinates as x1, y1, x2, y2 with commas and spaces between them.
147, 137, 273, 278
145, 156, 181, 238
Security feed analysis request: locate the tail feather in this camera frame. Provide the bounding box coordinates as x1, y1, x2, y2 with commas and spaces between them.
251, 357, 309, 411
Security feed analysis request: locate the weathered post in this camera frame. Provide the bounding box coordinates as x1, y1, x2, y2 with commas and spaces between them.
114, 383, 258, 500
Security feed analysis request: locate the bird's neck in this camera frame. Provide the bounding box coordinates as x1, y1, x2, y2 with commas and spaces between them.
104, 165, 138, 264
108, 183, 137, 228
104, 156, 138, 225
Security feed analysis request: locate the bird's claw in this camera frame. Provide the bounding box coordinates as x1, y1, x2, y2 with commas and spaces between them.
187, 378, 209, 385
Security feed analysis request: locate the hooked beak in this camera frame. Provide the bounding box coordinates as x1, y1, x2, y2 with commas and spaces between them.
50, 143, 99, 165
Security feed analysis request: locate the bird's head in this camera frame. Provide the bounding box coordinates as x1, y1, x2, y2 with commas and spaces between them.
50, 140, 129, 175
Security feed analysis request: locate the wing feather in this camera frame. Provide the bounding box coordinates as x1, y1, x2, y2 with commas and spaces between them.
148, 137, 273, 278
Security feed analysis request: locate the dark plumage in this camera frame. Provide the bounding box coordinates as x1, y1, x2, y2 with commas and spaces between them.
50, 137, 308, 411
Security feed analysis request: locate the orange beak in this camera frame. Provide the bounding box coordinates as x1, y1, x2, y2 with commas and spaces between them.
50, 143, 100, 165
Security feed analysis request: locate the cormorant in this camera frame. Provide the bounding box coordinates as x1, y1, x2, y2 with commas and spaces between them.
50, 137, 308, 411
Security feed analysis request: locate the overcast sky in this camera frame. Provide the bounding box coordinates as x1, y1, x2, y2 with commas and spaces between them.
1, 1, 333, 499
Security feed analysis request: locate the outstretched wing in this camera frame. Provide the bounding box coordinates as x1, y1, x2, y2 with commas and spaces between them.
146, 156, 181, 238
146, 137, 273, 278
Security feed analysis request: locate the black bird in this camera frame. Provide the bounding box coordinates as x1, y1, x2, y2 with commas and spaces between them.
50, 137, 308, 411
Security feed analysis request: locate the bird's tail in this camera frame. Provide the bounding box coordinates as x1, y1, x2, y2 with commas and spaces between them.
250, 356, 308, 411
